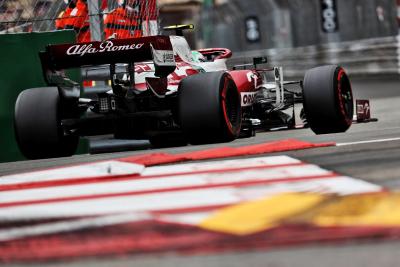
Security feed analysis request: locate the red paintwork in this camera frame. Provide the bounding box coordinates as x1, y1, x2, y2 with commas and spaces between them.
43, 35, 173, 70
46, 35, 261, 100
229, 70, 261, 93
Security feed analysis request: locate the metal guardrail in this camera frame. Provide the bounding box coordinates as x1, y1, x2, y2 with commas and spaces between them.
228, 36, 400, 78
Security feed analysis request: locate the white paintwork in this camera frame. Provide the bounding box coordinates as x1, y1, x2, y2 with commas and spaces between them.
0, 155, 383, 243
141, 155, 300, 176
0, 164, 330, 204
337, 137, 400, 146
0, 161, 145, 186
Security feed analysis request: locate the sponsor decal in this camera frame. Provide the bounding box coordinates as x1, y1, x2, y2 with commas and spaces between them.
169, 36, 194, 63
153, 49, 175, 66
66, 40, 144, 57
241, 92, 257, 107
163, 51, 175, 63
246, 71, 258, 82
247, 71, 260, 88
320, 0, 339, 33
356, 99, 371, 121
152, 46, 175, 66
356, 103, 369, 115
135, 64, 152, 74
245, 16, 261, 43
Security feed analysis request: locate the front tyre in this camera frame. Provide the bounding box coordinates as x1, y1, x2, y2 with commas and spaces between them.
303, 65, 353, 134
178, 71, 242, 144
14, 87, 79, 159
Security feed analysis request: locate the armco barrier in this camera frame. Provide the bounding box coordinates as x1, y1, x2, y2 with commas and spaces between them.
0, 31, 87, 163
228, 36, 400, 78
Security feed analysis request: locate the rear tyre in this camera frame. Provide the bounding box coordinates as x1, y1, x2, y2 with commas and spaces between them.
303, 65, 353, 134
178, 71, 241, 144
14, 87, 79, 159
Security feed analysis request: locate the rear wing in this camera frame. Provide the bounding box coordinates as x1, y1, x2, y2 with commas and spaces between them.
40, 35, 176, 82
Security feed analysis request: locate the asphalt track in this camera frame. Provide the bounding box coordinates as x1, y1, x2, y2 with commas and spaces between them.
3, 76, 400, 266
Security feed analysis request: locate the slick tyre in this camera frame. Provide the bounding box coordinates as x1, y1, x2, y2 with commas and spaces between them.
178, 71, 241, 144
303, 65, 353, 134
14, 87, 79, 159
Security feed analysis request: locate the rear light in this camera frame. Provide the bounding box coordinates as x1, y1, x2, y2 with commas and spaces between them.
98, 95, 116, 113
99, 97, 109, 113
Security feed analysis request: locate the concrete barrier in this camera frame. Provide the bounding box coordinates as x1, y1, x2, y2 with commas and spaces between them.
0, 30, 87, 162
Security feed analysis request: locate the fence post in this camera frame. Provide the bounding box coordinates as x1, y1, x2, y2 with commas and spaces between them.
88, 0, 103, 41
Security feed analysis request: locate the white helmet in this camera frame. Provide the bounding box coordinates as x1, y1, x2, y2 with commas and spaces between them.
118, 0, 140, 8
63, 0, 76, 5
192, 51, 206, 63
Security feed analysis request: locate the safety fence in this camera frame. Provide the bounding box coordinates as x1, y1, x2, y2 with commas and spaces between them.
228, 35, 400, 78
0, 0, 158, 41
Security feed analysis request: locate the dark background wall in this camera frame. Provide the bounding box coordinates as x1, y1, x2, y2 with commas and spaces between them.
194, 0, 398, 51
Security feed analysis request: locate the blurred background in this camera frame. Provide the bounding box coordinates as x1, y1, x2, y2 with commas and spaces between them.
0, 0, 399, 77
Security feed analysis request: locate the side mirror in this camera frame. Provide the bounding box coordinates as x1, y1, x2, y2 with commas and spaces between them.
253, 57, 267, 67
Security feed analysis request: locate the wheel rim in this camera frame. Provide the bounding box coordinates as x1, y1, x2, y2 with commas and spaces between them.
337, 69, 353, 125
221, 77, 240, 135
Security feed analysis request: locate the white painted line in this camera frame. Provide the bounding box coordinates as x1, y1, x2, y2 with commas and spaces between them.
0, 174, 380, 242
0, 156, 299, 186
337, 137, 400, 147
0, 172, 384, 242
157, 212, 211, 226
0, 156, 382, 223
0, 188, 241, 220
0, 176, 381, 220
0, 161, 145, 185
225, 176, 381, 200
0, 164, 331, 204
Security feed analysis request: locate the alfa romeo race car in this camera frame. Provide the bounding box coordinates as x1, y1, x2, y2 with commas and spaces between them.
14, 25, 364, 159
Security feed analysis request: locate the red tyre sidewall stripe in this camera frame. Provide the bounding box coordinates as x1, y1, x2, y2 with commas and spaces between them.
221, 76, 234, 135
221, 75, 241, 137
336, 68, 353, 125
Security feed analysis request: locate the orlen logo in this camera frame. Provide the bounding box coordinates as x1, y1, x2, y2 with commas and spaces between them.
66, 40, 144, 57
241, 92, 257, 107
321, 0, 338, 33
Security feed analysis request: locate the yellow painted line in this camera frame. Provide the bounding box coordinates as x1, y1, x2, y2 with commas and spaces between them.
199, 193, 326, 235
293, 192, 400, 227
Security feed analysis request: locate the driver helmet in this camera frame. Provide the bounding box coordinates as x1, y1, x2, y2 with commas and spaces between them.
64, 0, 77, 8
118, 0, 140, 11
191, 51, 206, 63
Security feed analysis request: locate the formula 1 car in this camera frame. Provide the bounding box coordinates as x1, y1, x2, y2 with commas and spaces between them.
14, 25, 362, 159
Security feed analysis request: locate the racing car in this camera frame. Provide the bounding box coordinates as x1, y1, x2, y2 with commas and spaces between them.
14, 25, 359, 159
